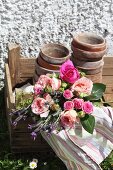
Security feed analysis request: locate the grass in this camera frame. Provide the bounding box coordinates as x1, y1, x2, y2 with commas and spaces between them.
0, 87, 113, 170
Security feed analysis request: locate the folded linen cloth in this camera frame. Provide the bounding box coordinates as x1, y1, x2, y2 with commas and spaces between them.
41, 107, 113, 170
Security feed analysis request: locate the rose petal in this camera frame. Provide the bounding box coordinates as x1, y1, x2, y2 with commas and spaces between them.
40, 111, 49, 118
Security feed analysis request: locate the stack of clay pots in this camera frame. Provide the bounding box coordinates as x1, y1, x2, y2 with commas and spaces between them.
33, 43, 70, 83
71, 33, 106, 83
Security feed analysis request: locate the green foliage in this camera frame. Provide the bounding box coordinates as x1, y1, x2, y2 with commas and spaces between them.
16, 92, 33, 110
80, 114, 95, 134
86, 83, 106, 101
0, 155, 29, 170
101, 151, 113, 170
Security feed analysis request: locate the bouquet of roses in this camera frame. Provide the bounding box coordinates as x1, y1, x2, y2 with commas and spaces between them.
11, 59, 106, 138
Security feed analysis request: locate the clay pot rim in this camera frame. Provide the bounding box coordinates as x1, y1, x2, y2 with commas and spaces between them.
40, 43, 70, 60
37, 55, 61, 70
76, 61, 104, 70
71, 40, 106, 52
71, 44, 107, 55
73, 33, 106, 48
36, 61, 60, 72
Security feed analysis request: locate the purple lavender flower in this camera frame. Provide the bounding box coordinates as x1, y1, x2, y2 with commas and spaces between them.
31, 131, 37, 140
12, 121, 17, 127
28, 124, 32, 130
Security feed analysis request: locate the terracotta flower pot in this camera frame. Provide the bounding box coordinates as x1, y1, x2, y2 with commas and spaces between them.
71, 44, 106, 61
40, 43, 70, 64
33, 71, 40, 83
71, 33, 106, 83
35, 61, 59, 76
71, 56, 103, 68
86, 72, 103, 83
76, 62, 104, 75
72, 33, 106, 52
37, 54, 60, 70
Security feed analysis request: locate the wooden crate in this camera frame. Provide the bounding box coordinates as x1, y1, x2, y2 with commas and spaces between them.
5, 44, 53, 153
5, 43, 113, 153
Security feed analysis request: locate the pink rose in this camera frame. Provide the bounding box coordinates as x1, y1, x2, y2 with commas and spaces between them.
73, 98, 84, 110
31, 97, 49, 117
43, 93, 54, 105
60, 59, 80, 84
82, 101, 93, 114
71, 77, 93, 95
60, 110, 78, 128
34, 84, 43, 95
64, 101, 74, 110
63, 89, 73, 99
48, 77, 61, 91
36, 75, 51, 88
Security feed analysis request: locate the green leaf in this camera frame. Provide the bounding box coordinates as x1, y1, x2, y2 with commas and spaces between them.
80, 114, 95, 134
86, 83, 106, 101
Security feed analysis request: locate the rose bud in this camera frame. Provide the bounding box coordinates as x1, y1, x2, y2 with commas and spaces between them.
78, 111, 85, 118
61, 82, 68, 89
51, 103, 60, 111
45, 86, 52, 93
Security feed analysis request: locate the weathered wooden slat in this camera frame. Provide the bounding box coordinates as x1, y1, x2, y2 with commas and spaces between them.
103, 68, 113, 76
103, 56, 113, 67
5, 63, 15, 109
103, 94, 113, 106
19, 58, 36, 78
102, 76, 113, 94
11, 146, 53, 153
11, 133, 43, 145
8, 43, 21, 88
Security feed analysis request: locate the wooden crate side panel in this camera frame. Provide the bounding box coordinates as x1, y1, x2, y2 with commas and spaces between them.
8, 44, 21, 88
103, 94, 113, 107
102, 76, 113, 94
11, 133, 49, 146
5, 63, 15, 109
103, 57, 113, 68
19, 58, 36, 77
103, 68, 113, 76
5, 63, 15, 146
103, 57, 113, 76
11, 117, 36, 133
16, 56, 113, 79
17, 57, 36, 84
11, 145, 53, 153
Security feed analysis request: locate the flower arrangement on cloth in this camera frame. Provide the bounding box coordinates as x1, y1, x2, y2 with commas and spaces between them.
11, 60, 106, 138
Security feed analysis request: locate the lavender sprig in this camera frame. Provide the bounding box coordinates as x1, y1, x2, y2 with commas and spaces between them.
9, 104, 31, 116
10, 104, 31, 127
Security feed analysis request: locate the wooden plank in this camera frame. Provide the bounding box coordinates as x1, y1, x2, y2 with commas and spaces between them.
5, 63, 15, 109
8, 43, 21, 88
103, 94, 113, 107
18, 56, 113, 79
102, 76, 113, 94
103, 57, 113, 68
11, 117, 36, 133
19, 58, 36, 78
5, 63, 15, 146
11, 145, 53, 153
103, 68, 113, 76
11, 133, 42, 145
103, 57, 113, 75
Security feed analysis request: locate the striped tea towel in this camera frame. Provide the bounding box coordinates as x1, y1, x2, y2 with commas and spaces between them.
41, 106, 113, 170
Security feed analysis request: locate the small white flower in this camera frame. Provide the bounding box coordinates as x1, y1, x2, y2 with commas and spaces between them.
29, 161, 37, 169
44, 162, 47, 165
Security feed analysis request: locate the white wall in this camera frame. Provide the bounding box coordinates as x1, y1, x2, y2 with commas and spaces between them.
0, 0, 113, 87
